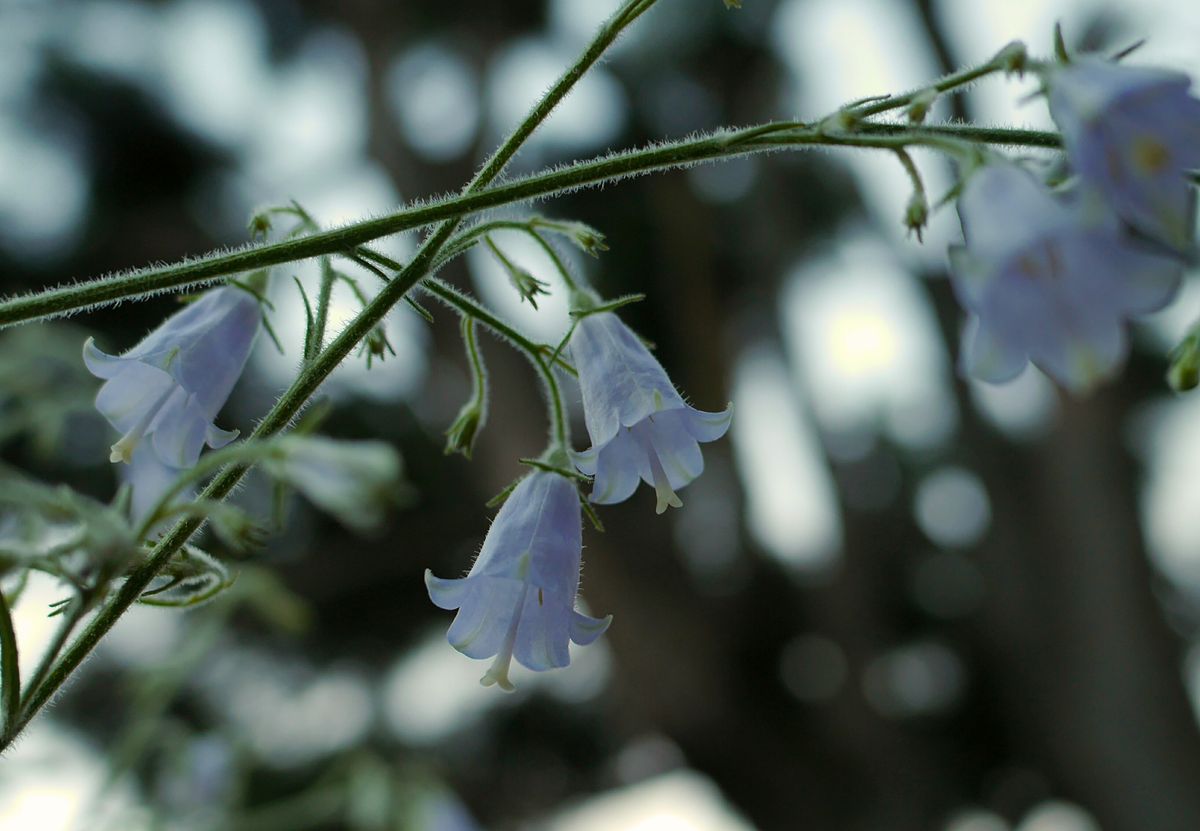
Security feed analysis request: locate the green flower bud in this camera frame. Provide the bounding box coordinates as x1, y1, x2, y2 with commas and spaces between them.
444, 401, 486, 459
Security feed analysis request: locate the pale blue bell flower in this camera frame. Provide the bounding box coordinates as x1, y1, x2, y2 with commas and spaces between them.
124, 444, 190, 528
569, 312, 731, 513
425, 471, 610, 691
263, 436, 404, 533
950, 163, 1181, 392
84, 286, 261, 469
1047, 58, 1200, 249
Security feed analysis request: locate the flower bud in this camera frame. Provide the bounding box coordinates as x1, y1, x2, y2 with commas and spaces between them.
904, 190, 929, 241
444, 401, 485, 459
560, 221, 609, 258
264, 436, 405, 533
906, 89, 938, 124
247, 211, 272, 241
997, 39, 1028, 76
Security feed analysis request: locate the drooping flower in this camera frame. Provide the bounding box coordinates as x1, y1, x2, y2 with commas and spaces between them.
1046, 58, 1200, 249
425, 471, 610, 691
569, 311, 731, 513
949, 162, 1181, 392
263, 436, 404, 532
124, 444, 190, 527
84, 286, 261, 469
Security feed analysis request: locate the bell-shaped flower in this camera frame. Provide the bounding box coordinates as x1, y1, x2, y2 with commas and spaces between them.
263, 436, 405, 533
950, 163, 1181, 392
569, 311, 731, 513
124, 444, 190, 528
84, 286, 261, 469
1046, 58, 1200, 249
425, 471, 610, 691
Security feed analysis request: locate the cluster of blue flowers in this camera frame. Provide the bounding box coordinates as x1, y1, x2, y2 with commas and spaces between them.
81, 51, 1198, 694
950, 56, 1200, 392
426, 308, 731, 690
84, 281, 730, 690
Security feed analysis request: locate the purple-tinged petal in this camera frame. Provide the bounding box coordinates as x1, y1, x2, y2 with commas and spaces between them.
949, 162, 1182, 392
124, 444, 188, 528
681, 403, 732, 443
425, 472, 607, 686
446, 576, 523, 660
425, 571, 472, 611
570, 610, 612, 646
1047, 58, 1200, 249
82, 338, 125, 380
589, 430, 649, 506
85, 285, 261, 470
641, 410, 704, 491
572, 445, 599, 477
959, 316, 1028, 384
569, 311, 731, 509
150, 395, 210, 470
514, 589, 572, 671
570, 312, 686, 450
94, 361, 175, 433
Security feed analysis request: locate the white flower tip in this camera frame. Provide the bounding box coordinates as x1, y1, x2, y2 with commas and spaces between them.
654, 487, 683, 515
480, 665, 516, 693
109, 437, 136, 464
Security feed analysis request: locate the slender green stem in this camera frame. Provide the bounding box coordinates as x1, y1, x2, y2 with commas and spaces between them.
537, 354, 570, 452
421, 280, 570, 449
311, 258, 337, 361
0, 121, 1060, 330
461, 314, 486, 401
528, 230, 579, 293
421, 280, 540, 354
20, 597, 86, 704
0, 591, 18, 737
134, 441, 285, 540
2, 0, 651, 749
847, 43, 1022, 119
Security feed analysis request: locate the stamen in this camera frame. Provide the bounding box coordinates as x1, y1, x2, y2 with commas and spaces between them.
481, 576, 529, 693
633, 422, 682, 514
108, 385, 176, 464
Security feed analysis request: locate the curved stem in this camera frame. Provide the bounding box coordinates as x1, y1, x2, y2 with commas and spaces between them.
0, 591, 18, 737
846, 42, 1022, 119
528, 230, 579, 293
0, 122, 1060, 330
420, 279, 571, 450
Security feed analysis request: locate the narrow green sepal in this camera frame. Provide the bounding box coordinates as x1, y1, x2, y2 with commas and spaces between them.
485, 476, 524, 509
1052, 23, 1070, 64
486, 237, 551, 309
580, 495, 605, 533
1168, 326, 1200, 392
569, 293, 646, 319
405, 295, 435, 324
518, 457, 589, 483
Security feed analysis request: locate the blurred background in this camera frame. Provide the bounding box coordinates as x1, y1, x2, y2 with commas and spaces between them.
3, 0, 1200, 828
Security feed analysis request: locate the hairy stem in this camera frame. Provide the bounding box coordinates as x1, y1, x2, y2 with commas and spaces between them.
0, 122, 1060, 330
421, 279, 571, 450
0, 592, 18, 737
